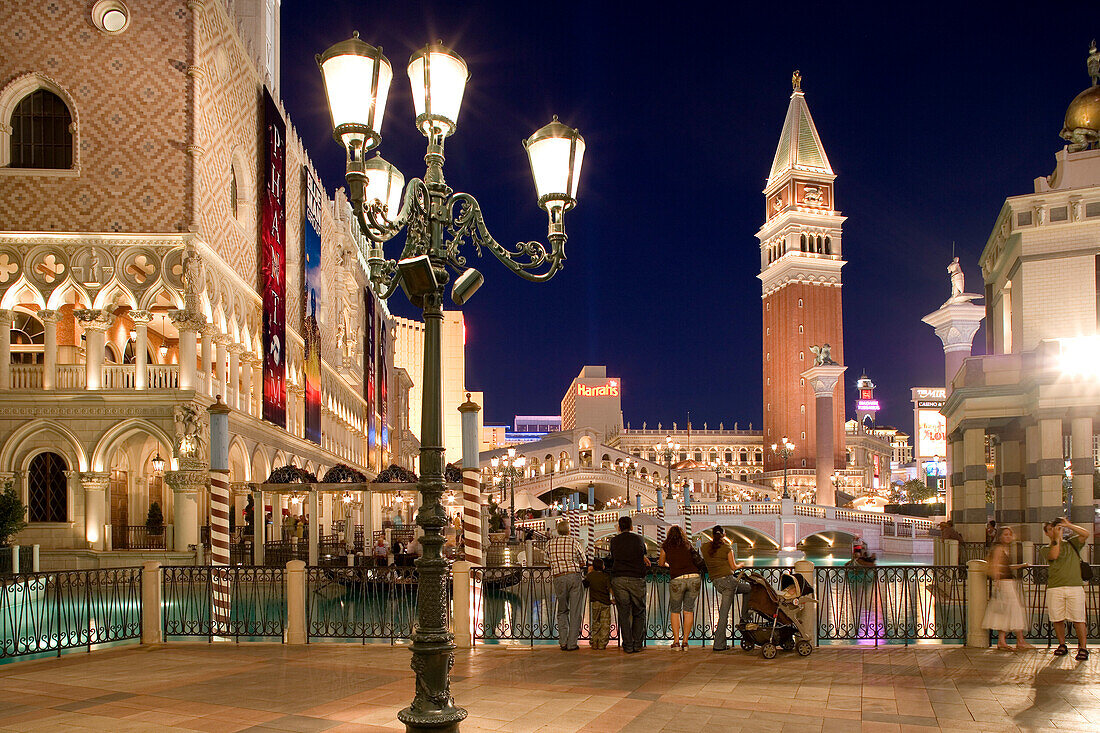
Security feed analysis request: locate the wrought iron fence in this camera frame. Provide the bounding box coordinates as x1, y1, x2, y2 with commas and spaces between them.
815, 566, 967, 644
0, 568, 141, 659
112, 525, 167, 550
1012, 564, 1100, 642
264, 540, 309, 566
161, 566, 286, 641
0, 547, 12, 575
305, 565, 434, 642
958, 542, 987, 565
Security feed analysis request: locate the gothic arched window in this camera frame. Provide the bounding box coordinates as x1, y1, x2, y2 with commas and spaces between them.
10, 310, 44, 364
10, 89, 72, 169
824, 236, 832, 254
800, 234, 806, 251
28, 451, 67, 522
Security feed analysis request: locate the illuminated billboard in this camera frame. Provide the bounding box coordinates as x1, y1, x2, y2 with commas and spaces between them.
916, 409, 946, 459
856, 399, 880, 412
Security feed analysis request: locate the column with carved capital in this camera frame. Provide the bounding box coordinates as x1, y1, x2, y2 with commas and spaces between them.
0, 309, 12, 391
81, 472, 110, 550
74, 308, 115, 390
922, 300, 986, 396
200, 325, 214, 396
169, 310, 202, 391
801, 363, 847, 507
240, 352, 257, 416
212, 334, 229, 402
40, 309, 60, 390
165, 461, 206, 552
227, 344, 242, 409
129, 309, 153, 390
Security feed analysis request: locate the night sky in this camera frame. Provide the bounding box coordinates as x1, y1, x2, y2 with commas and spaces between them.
280, 1, 1092, 432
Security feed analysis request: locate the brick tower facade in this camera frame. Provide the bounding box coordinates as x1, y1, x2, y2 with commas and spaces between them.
757, 73, 846, 475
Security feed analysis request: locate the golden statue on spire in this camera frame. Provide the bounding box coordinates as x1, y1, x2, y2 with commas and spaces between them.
1061, 40, 1100, 151
792, 70, 802, 92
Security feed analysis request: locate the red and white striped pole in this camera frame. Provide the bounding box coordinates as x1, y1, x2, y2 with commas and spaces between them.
207, 396, 232, 635
657, 489, 666, 544
458, 395, 483, 565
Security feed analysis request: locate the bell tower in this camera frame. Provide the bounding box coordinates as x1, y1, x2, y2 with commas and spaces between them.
758, 72, 847, 476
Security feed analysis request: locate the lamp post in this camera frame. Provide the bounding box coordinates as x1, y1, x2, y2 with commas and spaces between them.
318, 34, 582, 731
490, 449, 525, 542
623, 459, 636, 505
708, 461, 725, 502
657, 436, 680, 500
772, 436, 795, 500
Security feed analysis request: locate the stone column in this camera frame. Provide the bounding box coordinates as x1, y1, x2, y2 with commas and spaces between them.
207, 396, 232, 633
308, 489, 320, 566
997, 435, 1025, 528
81, 471, 110, 550
240, 353, 256, 416
130, 309, 152, 390
801, 363, 847, 507
200, 325, 214, 396
227, 344, 242, 409
922, 300, 986, 396
165, 462, 207, 552
213, 334, 229, 401
1024, 422, 1042, 541
1070, 415, 1094, 528
40, 309, 59, 390
1038, 418, 1065, 526
74, 308, 114, 390
169, 310, 202, 391
955, 425, 988, 541
141, 561, 163, 644
0, 309, 12, 391
458, 394, 483, 565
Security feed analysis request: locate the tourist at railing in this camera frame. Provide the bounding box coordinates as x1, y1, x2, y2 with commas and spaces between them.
702, 525, 751, 652
984, 520, 998, 548
547, 520, 586, 651
939, 520, 963, 542
609, 515, 650, 654
584, 557, 613, 649
1042, 518, 1092, 660
982, 526, 1033, 651
658, 525, 700, 651
372, 538, 389, 566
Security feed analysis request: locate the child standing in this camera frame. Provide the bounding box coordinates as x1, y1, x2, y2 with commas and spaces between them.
585, 558, 613, 649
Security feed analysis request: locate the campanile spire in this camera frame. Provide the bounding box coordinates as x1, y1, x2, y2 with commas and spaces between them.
757, 75, 847, 481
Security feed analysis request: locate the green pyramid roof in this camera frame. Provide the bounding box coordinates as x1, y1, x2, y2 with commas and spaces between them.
767, 91, 832, 188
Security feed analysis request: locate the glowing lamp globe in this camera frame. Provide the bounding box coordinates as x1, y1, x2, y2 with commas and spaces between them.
362, 154, 405, 219
524, 116, 584, 213
317, 32, 392, 154
408, 42, 469, 138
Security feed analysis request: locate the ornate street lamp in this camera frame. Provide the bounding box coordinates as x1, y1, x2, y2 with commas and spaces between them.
151, 450, 165, 474
318, 33, 583, 731
656, 436, 680, 500
489, 449, 525, 542
772, 436, 795, 500
623, 459, 637, 505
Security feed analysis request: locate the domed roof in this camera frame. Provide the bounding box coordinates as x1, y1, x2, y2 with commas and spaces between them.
1064, 84, 1100, 132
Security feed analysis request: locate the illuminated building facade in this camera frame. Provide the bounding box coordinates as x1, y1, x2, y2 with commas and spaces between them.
560, 365, 623, 436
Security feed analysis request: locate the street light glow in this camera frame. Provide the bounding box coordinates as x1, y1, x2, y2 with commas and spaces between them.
1058, 336, 1100, 378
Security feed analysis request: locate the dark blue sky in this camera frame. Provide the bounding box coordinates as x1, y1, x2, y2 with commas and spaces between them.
281, 1, 1091, 431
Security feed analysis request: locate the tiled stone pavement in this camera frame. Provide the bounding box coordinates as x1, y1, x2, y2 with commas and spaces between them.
0, 643, 1098, 732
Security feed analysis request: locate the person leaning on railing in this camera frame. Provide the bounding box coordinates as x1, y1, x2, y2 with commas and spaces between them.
609, 515, 650, 654
659, 525, 701, 651
1042, 518, 1092, 660
702, 525, 751, 652
547, 520, 587, 651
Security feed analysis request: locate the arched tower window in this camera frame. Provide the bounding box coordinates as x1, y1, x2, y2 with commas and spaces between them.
800, 234, 806, 252
28, 451, 67, 522
10, 90, 72, 169
824, 236, 832, 254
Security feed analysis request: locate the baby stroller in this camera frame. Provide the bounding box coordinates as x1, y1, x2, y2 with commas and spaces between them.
735, 571, 816, 659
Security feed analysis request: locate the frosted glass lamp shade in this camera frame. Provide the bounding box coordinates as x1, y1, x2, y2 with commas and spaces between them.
408, 42, 469, 138
317, 32, 392, 153
524, 116, 584, 212
362, 155, 405, 219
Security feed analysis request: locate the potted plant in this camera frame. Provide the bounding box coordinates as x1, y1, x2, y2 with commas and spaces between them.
145, 501, 165, 536
0, 483, 27, 547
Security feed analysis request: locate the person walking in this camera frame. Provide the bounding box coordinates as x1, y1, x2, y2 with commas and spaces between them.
1042, 518, 1092, 660
702, 525, 751, 652
609, 515, 650, 653
981, 526, 1033, 650
985, 520, 998, 548
585, 557, 613, 649
659, 525, 701, 650
547, 519, 586, 651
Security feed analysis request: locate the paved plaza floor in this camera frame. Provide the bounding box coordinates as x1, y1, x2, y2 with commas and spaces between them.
0, 643, 1098, 732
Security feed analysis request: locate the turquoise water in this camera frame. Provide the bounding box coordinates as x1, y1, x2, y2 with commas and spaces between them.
743, 552, 931, 567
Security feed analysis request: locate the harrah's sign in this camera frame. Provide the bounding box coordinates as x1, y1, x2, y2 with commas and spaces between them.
578, 381, 619, 397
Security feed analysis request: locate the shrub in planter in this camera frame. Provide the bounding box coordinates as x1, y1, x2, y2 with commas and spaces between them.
146, 501, 165, 535
0, 484, 27, 547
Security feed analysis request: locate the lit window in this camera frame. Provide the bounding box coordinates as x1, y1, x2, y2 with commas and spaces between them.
798, 298, 803, 307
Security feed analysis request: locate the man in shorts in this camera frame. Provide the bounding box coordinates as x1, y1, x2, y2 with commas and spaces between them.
1041, 518, 1091, 660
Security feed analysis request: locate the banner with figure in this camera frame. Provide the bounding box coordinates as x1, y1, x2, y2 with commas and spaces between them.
380, 316, 388, 462
261, 88, 286, 428
302, 166, 323, 445
365, 287, 377, 470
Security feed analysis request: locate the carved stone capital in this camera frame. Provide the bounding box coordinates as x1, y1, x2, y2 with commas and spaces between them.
227, 342, 244, 355
240, 352, 259, 365
73, 308, 114, 332
128, 309, 154, 325
169, 309, 205, 332
38, 309, 61, 324
800, 364, 847, 396
0, 309, 12, 328
80, 471, 111, 492
165, 468, 209, 494
215, 333, 232, 346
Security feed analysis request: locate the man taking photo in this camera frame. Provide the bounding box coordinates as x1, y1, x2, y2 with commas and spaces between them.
1042, 517, 1092, 660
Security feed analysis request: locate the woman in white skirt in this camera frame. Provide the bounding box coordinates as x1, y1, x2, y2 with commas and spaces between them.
982, 526, 1033, 650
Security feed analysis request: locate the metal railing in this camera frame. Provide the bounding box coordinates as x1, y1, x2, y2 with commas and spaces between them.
112, 525, 167, 550
161, 566, 286, 641
1013, 565, 1100, 642
815, 566, 967, 644
305, 565, 431, 642
959, 542, 987, 565
0, 568, 141, 659
0, 546, 12, 575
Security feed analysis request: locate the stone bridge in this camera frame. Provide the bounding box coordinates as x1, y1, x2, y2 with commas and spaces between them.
510, 466, 777, 506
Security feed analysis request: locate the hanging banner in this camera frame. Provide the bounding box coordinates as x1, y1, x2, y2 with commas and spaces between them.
302, 167, 323, 445
380, 315, 388, 462
261, 88, 286, 428
365, 287, 377, 470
